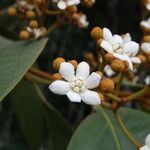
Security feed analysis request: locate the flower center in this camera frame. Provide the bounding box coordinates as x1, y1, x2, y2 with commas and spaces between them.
70, 77, 86, 93
113, 44, 124, 54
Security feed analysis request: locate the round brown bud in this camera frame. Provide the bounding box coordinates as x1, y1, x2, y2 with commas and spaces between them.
111, 59, 125, 72
53, 57, 65, 71
123, 61, 129, 70
105, 53, 115, 63
98, 93, 104, 101
96, 71, 103, 77
96, 39, 103, 49
52, 73, 62, 80
26, 10, 35, 19
29, 20, 38, 28
138, 54, 146, 63
71, 13, 79, 22
99, 78, 114, 93
19, 30, 30, 40
90, 27, 103, 41
36, 0, 43, 4
69, 60, 78, 68
7, 7, 17, 16
83, 0, 94, 7
85, 52, 94, 61
143, 35, 150, 42
66, 6, 77, 14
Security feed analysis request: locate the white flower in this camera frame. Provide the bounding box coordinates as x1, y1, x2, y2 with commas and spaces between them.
140, 17, 150, 29
49, 61, 102, 105
141, 42, 150, 54
146, 0, 150, 11
17, 0, 34, 12
27, 27, 46, 39
79, 14, 89, 28
140, 134, 150, 150
145, 76, 150, 85
100, 28, 141, 70
53, 0, 80, 10
104, 65, 115, 77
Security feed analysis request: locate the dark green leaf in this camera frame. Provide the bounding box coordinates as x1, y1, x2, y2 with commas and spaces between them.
0, 36, 48, 102
67, 107, 150, 150
11, 81, 45, 150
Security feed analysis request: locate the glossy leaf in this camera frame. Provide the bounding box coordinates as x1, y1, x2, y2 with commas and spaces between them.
0, 36, 48, 102
67, 107, 150, 150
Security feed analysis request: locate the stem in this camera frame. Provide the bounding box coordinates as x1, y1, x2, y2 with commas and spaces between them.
105, 93, 121, 102
46, 21, 60, 35
29, 67, 53, 80
114, 111, 143, 149
126, 86, 150, 102
115, 72, 124, 96
46, 10, 62, 15
25, 72, 52, 84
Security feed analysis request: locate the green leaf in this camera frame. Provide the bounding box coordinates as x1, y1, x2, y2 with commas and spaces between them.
11, 81, 72, 150
33, 84, 72, 150
67, 107, 150, 150
11, 81, 45, 150
0, 36, 48, 102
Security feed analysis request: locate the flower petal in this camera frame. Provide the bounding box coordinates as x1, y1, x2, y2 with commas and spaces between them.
86, 72, 101, 89
59, 62, 75, 81
66, 91, 81, 102
130, 57, 141, 64
123, 33, 131, 43
80, 90, 101, 105
123, 41, 139, 56
101, 40, 113, 53
145, 134, 150, 148
140, 145, 149, 150
113, 34, 123, 45
103, 28, 113, 43
76, 61, 90, 79
141, 42, 150, 54
58, 1, 67, 9
104, 65, 115, 77
49, 80, 70, 95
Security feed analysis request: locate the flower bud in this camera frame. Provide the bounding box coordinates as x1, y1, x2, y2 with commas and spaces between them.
66, 6, 77, 14
111, 59, 125, 72
99, 78, 114, 93
90, 27, 103, 41
69, 60, 78, 68
52, 73, 62, 80
98, 93, 104, 101
143, 35, 150, 42
105, 53, 114, 63
19, 30, 30, 40
53, 57, 65, 71
138, 54, 146, 63
96, 71, 103, 77
83, 0, 95, 7
123, 61, 129, 70
26, 10, 35, 19
7, 7, 17, 16
29, 20, 38, 28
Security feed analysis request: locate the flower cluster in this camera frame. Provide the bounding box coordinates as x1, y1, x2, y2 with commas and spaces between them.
90, 27, 142, 76
52, 0, 80, 10
7, 0, 94, 40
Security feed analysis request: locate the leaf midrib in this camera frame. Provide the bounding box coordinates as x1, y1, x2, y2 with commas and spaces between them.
99, 107, 122, 150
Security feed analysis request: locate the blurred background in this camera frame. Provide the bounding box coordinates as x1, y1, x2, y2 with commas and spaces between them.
0, 0, 143, 149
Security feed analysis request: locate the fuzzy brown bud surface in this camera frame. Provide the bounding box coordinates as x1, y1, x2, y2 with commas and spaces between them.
99, 78, 114, 93
53, 57, 65, 71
